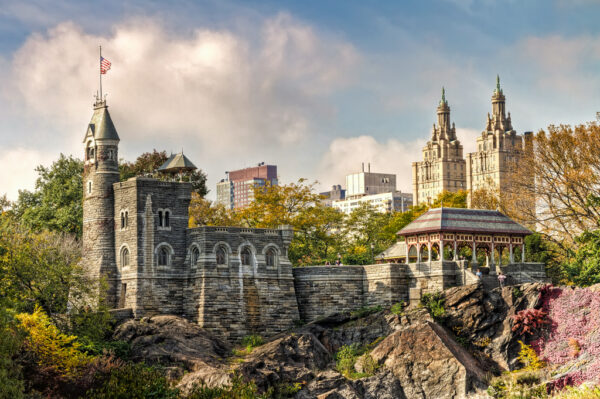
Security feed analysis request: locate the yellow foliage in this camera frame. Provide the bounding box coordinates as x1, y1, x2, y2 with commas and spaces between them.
517, 340, 546, 371
16, 305, 93, 378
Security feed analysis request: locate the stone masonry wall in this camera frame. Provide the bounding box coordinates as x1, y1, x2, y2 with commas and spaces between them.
293, 264, 407, 323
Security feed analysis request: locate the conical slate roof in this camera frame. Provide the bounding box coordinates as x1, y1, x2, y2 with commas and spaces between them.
398, 207, 531, 236
83, 102, 120, 142
158, 152, 197, 173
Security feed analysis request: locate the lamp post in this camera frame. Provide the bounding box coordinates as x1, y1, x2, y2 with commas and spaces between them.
370, 242, 375, 264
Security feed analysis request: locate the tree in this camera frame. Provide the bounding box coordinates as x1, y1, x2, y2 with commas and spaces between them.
120, 150, 208, 197
511, 124, 600, 251
0, 218, 85, 314
563, 229, 600, 286
188, 194, 240, 227
13, 155, 83, 237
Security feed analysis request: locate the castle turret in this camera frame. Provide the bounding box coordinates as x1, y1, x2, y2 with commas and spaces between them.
82, 98, 120, 307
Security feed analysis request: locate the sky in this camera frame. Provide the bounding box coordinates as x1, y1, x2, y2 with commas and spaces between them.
1, 0, 600, 201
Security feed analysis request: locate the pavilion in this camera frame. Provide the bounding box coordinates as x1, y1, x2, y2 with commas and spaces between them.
396, 207, 531, 266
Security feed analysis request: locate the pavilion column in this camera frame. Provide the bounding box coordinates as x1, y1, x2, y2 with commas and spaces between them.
417, 245, 422, 263
491, 242, 495, 270
522, 244, 526, 263
440, 240, 444, 261
453, 240, 457, 261
509, 243, 514, 263
428, 243, 432, 264
472, 241, 477, 264
405, 243, 410, 264
498, 247, 502, 266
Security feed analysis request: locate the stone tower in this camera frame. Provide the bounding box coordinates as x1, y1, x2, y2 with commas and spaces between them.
412, 88, 466, 205
82, 98, 120, 307
465, 76, 528, 205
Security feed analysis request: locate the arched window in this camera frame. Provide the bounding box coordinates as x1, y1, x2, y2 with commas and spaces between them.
241, 247, 252, 266
87, 181, 92, 195
125, 211, 128, 228
121, 247, 130, 267
265, 248, 277, 267
158, 247, 169, 266
191, 246, 200, 265
164, 211, 170, 227
216, 246, 227, 265
158, 211, 163, 227
121, 212, 126, 229
86, 143, 94, 160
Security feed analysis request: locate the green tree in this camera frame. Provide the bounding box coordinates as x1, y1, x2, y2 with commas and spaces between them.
564, 229, 600, 286
120, 150, 208, 197
0, 219, 85, 314
13, 154, 83, 237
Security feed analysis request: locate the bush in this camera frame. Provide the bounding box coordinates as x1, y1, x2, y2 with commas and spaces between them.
86, 363, 179, 399
517, 341, 546, 371
390, 301, 406, 315
350, 305, 382, 318
334, 341, 380, 379
420, 292, 447, 321
241, 335, 264, 352
512, 309, 549, 336
16, 305, 94, 379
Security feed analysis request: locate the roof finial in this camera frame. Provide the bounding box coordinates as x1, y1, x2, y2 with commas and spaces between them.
496, 74, 501, 91
442, 86, 446, 102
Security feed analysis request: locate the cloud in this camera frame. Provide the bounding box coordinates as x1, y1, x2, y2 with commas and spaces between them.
0, 148, 54, 200
2, 14, 358, 198
316, 128, 480, 194
317, 135, 425, 193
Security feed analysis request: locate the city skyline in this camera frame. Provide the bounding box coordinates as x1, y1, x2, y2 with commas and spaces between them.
2, 0, 600, 201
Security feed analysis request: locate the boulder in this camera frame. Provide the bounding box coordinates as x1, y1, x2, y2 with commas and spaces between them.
113, 315, 231, 372
369, 318, 487, 399
235, 332, 332, 393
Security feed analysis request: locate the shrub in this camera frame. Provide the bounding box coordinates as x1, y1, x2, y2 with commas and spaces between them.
241, 335, 264, 352
568, 338, 580, 358
512, 287, 523, 298
390, 301, 406, 315
86, 363, 179, 399
16, 305, 94, 378
517, 341, 546, 371
350, 305, 382, 318
334, 342, 380, 379
511, 308, 549, 336
420, 292, 447, 321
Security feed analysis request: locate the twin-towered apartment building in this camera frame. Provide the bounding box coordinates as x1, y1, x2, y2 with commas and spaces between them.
412, 76, 531, 205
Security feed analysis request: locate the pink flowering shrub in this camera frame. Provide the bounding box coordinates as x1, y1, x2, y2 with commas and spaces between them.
511, 308, 549, 335
532, 286, 600, 387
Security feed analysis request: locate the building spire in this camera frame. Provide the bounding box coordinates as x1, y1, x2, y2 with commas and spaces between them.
440, 86, 447, 106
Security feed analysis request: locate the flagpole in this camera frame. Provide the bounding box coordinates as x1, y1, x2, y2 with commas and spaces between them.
99, 45, 103, 103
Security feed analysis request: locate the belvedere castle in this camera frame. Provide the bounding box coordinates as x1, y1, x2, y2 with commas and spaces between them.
82, 97, 547, 343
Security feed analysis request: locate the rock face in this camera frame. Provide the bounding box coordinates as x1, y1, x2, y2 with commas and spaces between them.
235, 333, 332, 392
442, 282, 543, 370
113, 315, 231, 388
111, 283, 544, 398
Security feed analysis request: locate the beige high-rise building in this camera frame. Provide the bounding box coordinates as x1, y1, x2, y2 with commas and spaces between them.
412, 89, 466, 205
465, 76, 531, 204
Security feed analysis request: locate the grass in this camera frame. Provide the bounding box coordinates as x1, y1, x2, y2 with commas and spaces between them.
350, 305, 382, 318
334, 337, 383, 380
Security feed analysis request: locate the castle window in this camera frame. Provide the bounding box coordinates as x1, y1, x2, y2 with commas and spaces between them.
87, 181, 92, 195
266, 248, 277, 267
158, 247, 169, 266
164, 211, 170, 227
121, 247, 130, 267
158, 211, 163, 227
216, 246, 227, 265
191, 246, 200, 265
241, 247, 252, 265
120, 211, 129, 229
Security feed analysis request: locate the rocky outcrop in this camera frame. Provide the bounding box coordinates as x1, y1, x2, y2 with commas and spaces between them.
113, 315, 231, 388
442, 282, 543, 370
110, 284, 544, 398
235, 333, 332, 392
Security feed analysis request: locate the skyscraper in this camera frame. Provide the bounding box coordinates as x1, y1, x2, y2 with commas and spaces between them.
216, 163, 278, 209
412, 88, 466, 205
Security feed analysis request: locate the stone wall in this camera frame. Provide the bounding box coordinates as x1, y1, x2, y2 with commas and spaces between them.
293, 264, 407, 323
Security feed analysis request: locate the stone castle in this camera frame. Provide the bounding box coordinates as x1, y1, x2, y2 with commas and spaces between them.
82, 98, 546, 343
412, 76, 532, 206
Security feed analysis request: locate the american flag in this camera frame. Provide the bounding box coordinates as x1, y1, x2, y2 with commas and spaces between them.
100, 57, 111, 74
